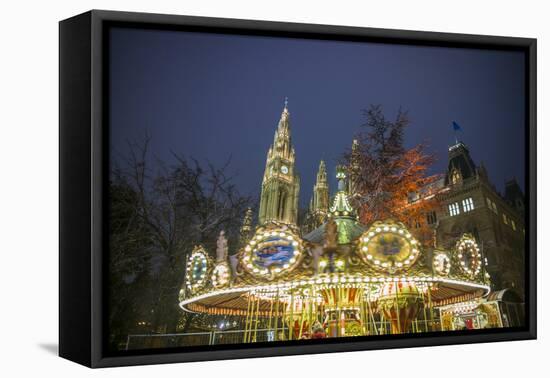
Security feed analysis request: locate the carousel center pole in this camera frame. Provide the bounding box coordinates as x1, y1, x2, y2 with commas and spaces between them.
243, 293, 252, 343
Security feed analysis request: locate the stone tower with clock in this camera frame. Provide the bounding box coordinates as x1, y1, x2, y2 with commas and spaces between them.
258, 100, 300, 226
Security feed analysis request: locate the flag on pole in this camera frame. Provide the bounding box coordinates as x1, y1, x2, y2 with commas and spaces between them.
451, 121, 462, 144
452, 121, 462, 132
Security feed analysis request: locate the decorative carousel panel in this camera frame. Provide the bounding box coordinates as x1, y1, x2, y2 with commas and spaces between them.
211, 262, 230, 288
433, 250, 451, 276
455, 234, 482, 278
242, 227, 303, 279
358, 221, 420, 272
185, 246, 210, 293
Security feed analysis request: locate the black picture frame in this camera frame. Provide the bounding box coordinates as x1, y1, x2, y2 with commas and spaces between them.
59, 9, 537, 368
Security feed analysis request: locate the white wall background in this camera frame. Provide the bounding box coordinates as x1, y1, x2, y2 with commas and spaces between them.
0, 0, 546, 376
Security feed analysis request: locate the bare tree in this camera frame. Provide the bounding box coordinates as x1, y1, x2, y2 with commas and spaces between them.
344, 105, 442, 245
109, 134, 254, 346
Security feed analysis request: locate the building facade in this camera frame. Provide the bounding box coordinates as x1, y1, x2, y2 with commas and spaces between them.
429, 142, 526, 298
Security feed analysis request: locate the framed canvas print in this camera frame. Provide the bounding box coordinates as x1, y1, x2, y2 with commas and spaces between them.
59, 10, 537, 368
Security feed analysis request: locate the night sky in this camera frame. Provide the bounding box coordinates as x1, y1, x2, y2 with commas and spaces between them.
109, 27, 526, 206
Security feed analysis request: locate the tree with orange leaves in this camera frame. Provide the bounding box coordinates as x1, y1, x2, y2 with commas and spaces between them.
344, 105, 441, 246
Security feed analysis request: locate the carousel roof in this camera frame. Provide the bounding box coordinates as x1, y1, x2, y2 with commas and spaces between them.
303, 217, 365, 244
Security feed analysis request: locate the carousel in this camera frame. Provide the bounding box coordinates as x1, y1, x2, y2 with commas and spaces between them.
179, 170, 497, 343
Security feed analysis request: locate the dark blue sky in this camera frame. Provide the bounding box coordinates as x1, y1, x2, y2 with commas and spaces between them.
109, 27, 526, 206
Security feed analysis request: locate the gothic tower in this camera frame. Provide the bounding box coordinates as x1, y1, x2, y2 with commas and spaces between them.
308, 160, 329, 229
258, 100, 300, 225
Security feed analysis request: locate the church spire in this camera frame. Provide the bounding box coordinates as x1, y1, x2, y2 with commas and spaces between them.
305, 160, 330, 232
313, 160, 329, 214
348, 139, 360, 196
238, 207, 254, 248
258, 99, 300, 226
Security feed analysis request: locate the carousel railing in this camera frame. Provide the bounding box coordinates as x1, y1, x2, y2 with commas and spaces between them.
124, 320, 441, 350
125, 328, 286, 350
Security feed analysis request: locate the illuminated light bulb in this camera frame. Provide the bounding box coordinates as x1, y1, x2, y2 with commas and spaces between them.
292, 241, 298, 246
375, 228, 382, 233
362, 246, 368, 252
383, 226, 389, 232
245, 246, 251, 252
369, 232, 375, 237
366, 254, 373, 260
391, 227, 397, 232
374, 260, 380, 265
398, 229, 404, 234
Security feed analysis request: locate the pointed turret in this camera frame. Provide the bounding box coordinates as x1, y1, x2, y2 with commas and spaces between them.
348, 139, 360, 196
305, 160, 330, 231
238, 208, 254, 248
313, 160, 329, 212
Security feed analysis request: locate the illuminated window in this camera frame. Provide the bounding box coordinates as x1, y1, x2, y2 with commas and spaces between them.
511, 220, 517, 231
451, 169, 461, 185
503, 214, 509, 225
486, 197, 498, 214
449, 202, 460, 216
462, 197, 474, 212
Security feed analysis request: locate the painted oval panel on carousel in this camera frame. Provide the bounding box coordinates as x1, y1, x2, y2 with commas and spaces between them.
358, 222, 420, 272
433, 251, 451, 276
186, 246, 209, 293
243, 227, 302, 278
456, 234, 482, 278
211, 263, 230, 288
